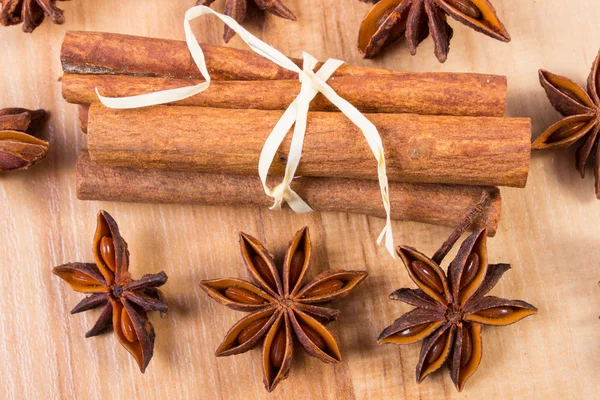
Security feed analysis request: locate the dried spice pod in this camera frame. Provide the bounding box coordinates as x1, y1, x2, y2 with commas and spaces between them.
0, 107, 48, 172
533, 49, 600, 199
0, 108, 45, 133
196, 0, 296, 43
358, 0, 510, 62
378, 194, 537, 391
0, 130, 49, 172
200, 227, 367, 392
53, 210, 169, 373
0, 0, 67, 33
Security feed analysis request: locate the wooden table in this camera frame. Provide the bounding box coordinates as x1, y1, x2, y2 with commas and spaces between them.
1, 0, 599, 398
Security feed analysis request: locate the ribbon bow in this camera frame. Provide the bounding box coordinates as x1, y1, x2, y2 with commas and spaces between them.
96, 5, 395, 258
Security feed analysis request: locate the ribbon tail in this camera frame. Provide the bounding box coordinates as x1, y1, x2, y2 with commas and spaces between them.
377, 219, 395, 258
317, 82, 395, 258
269, 197, 284, 211
96, 83, 210, 109
283, 188, 313, 214
258, 104, 298, 193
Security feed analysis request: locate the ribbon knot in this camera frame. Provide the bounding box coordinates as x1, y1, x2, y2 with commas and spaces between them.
259, 51, 346, 216
96, 5, 396, 258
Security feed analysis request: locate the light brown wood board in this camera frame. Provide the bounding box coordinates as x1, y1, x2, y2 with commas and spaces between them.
0, 0, 599, 399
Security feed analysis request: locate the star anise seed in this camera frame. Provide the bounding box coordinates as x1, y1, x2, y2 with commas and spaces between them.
358, 0, 510, 62
200, 227, 367, 392
53, 210, 169, 373
196, 0, 296, 43
532, 49, 600, 199
0, 0, 67, 33
378, 195, 537, 391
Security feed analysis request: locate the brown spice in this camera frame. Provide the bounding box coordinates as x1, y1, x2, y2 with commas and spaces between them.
0, 0, 66, 32
224, 286, 267, 305
532, 49, 600, 199
75, 151, 503, 235
302, 279, 344, 298
53, 210, 169, 373
61, 72, 507, 117
358, 0, 510, 62
197, 0, 296, 43
0, 108, 48, 172
60, 30, 508, 85
61, 30, 298, 80
378, 195, 537, 391
199, 227, 367, 392
85, 104, 531, 188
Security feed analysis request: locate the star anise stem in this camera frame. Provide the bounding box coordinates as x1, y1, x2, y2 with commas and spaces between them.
432, 191, 489, 264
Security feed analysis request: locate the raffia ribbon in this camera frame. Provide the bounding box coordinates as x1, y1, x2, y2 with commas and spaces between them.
96, 5, 395, 258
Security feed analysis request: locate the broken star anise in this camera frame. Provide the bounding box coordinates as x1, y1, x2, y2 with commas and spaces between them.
196, 0, 296, 43
0, 0, 67, 33
358, 0, 510, 62
0, 107, 49, 172
53, 210, 168, 373
378, 197, 537, 391
200, 227, 367, 392
532, 50, 600, 199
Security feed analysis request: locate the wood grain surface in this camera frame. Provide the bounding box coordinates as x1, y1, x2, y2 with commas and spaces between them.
1, 1, 599, 399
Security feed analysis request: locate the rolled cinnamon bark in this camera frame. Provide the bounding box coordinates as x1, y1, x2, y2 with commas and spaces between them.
61, 31, 507, 117
86, 104, 531, 187
63, 73, 505, 117
61, 31, 296, 80
76, 151, 501, 235
78, 104, 89, 133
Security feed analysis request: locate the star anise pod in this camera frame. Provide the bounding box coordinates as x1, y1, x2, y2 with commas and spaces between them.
200, 227, 367, 392
0, 0, 67, 33
196, 0, 296, 43
53, 210, 168, 373
532, 50, 600, 199
358, 0, 510, 62
378, 195, 537, 391
0, 107, 49, 172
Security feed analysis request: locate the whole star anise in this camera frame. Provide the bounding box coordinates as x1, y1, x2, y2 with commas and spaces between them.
378, 195, 537, 391
196, 0, 296, 43
358, 0, 510, 62
0, 0, 66, 33
532, 50, 600, 199
200, 227, 367, 392
53, 210, 168, 373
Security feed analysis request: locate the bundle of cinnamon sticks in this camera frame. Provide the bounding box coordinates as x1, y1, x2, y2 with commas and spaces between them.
62, 31, 532, 235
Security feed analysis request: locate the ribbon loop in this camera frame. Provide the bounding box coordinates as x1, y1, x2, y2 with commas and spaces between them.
96, 5, 396, 258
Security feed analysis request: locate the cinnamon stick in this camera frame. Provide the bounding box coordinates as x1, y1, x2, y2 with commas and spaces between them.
62, 73, 505, 117
61, 31, 297, 80
76, 151, 501, 236
61, 31, 507, 117
86, 103, 531, 188
78, 104, 89, 133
